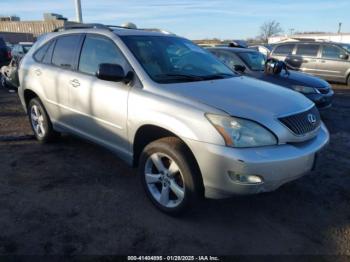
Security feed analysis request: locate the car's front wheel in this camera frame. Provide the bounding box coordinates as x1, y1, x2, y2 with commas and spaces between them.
28, 97, 59, 142
139, 137, 203, 215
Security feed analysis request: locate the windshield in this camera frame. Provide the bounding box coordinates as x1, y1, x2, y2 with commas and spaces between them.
237, 51, 266, 71
121, 35, 235, 83
341, 44, 350, 53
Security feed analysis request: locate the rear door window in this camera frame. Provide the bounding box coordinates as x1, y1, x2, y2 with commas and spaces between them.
322, 45, 346, 60
273, 44, 295, 55
52, 34, 82, 70
296, 44, 320, 57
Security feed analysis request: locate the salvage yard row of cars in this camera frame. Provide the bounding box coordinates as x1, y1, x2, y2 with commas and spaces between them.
209, 47, 334, 109
0, 38, 33, 89
1, 23, 349, 214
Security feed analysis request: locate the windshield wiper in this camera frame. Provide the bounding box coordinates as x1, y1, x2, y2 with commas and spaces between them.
201, 73, 235, 80
154, 73, 234, 83
155, 73, 205, 81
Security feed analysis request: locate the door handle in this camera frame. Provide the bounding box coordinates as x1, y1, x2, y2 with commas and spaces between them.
34, 69, 42, 76
70, 79, 80, 88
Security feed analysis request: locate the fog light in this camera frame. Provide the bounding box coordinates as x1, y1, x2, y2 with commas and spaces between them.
228, 171, 263, 184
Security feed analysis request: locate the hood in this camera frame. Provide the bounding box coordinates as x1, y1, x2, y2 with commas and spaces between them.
159, 76, 313, 121
249, 70, 330, 89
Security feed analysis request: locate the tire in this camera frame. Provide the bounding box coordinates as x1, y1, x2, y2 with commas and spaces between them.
139, 137, 203, 215
28, 97, 59, 143
347, 75, 350, 87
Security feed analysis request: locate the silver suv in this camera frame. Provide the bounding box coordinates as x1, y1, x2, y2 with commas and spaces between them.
270, 41, 350, 86
18, 24, 329, 214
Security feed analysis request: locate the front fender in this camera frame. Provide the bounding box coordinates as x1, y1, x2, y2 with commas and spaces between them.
127, 88, 225, 146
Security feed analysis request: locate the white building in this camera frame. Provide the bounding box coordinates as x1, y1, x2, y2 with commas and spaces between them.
269, 33, 350, 44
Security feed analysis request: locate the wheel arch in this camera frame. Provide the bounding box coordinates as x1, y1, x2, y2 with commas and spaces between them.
23, 89, 39, 109
133, 124, 205, 197
133, 125, 186, 165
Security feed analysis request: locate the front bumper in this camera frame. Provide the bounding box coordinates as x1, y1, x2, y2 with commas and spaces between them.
306, 89, 334, 109
184, 123, 329, 199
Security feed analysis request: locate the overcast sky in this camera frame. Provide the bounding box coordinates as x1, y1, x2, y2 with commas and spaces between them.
1, 0, 349, 39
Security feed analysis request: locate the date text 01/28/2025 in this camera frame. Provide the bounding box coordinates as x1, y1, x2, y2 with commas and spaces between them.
127, 256, 220, 261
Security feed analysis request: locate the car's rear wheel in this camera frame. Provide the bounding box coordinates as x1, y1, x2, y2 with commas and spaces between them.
28, 97, 59, 143
347, 74, 350, 87
139, 137, 202, 215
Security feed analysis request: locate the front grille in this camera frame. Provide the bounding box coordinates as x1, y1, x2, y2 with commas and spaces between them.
279, 106, 321, 135
318, 88, 329, 94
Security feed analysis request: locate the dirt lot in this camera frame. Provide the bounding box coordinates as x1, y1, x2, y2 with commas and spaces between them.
0, 85, 350, 255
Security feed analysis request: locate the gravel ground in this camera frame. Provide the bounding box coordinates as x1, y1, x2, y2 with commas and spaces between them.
0, 85, 349, 255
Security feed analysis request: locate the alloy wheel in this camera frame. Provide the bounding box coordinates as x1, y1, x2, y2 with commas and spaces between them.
144, 152, 185, 208
30, 104, 46, 138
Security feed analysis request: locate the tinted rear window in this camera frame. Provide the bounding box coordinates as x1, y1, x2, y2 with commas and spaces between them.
296, 44, 320, 56
273, 44, 295, 55
52, 35, 81, 69
34, 42, 51, 62
322, 45, 346, 59
43, 41, 55, 64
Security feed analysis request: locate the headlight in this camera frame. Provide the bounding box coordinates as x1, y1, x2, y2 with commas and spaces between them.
206, 114, 277, 147
292, 85, 320, 94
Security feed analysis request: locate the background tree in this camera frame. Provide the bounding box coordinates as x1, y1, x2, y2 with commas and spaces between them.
259, 20, 283, 43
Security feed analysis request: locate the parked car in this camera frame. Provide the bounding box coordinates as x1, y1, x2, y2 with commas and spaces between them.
209, 47, 334, 109
269, 41, 350, 86
248, 44, 274, 57
0, 37, 12, 67
11, 42, 33, 61
6, 42, 14, 51
18, 24, 329, 214
228, 40, 248, 48
0, 58, 19, 89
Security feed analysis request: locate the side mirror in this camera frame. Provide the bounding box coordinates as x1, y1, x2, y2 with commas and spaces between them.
265, 59, 285, 75
96, 63, 126, 82
234, 64, 246, 73
340, 54, 349, 60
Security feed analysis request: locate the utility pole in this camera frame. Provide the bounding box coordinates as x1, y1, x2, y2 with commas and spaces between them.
338, 22, 342, 34
74, 0, 83, 23
289, 28, 295, 36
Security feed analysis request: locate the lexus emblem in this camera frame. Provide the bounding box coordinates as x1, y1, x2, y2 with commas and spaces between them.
307, 113, 317, 124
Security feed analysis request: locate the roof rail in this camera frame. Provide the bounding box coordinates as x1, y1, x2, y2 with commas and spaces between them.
53, 23, 110, 32
106, 24, 137, 30
52, 23, 174, 35
106, 25, 173, 34
141, 28, 174, 35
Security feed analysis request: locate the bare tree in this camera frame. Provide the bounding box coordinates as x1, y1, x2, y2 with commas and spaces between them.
259, 20, 283, 43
